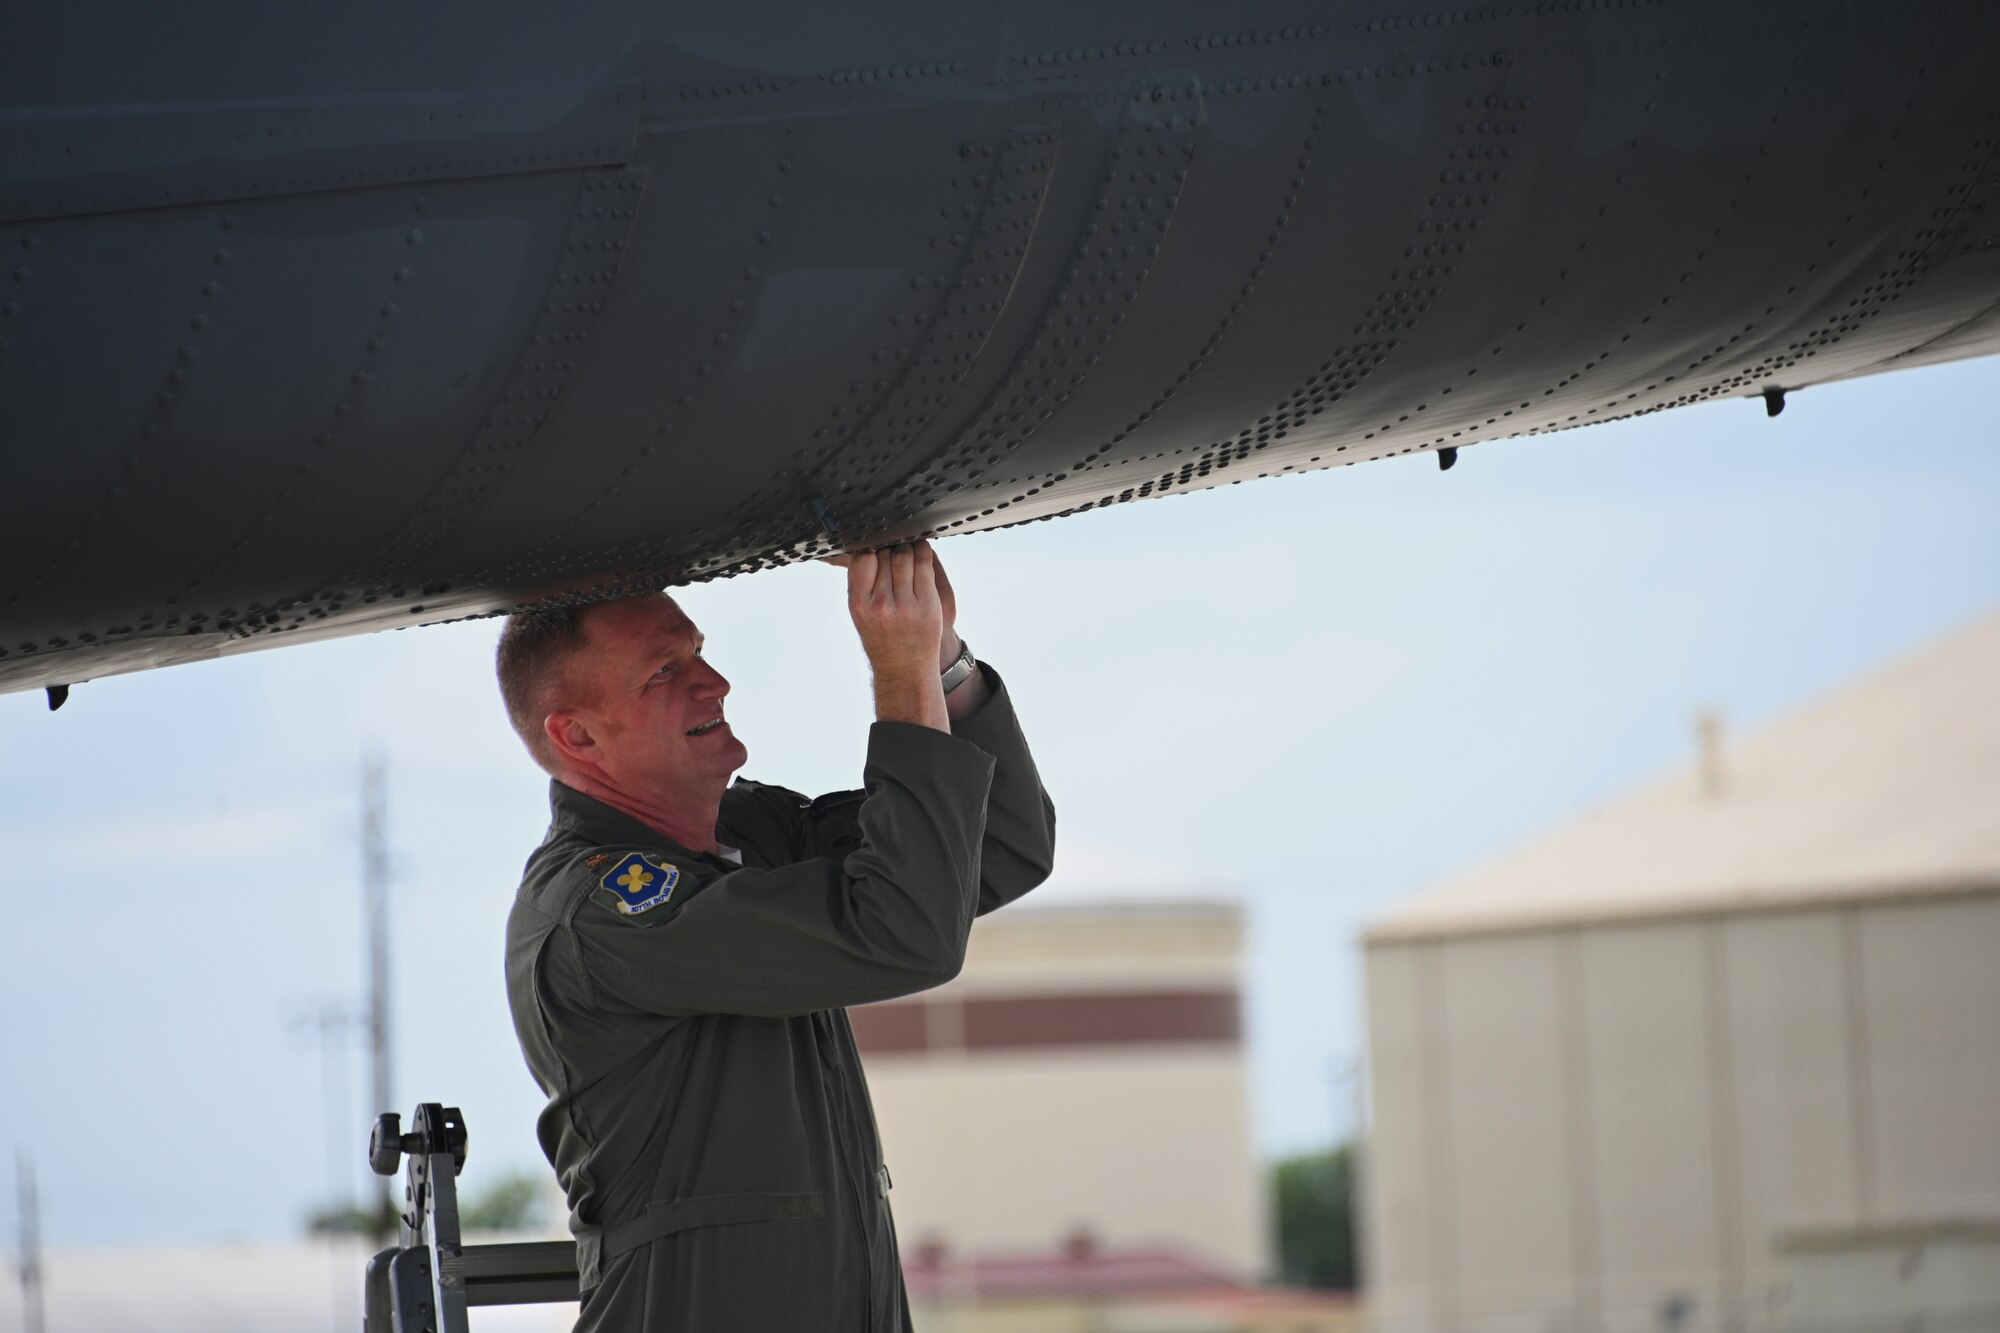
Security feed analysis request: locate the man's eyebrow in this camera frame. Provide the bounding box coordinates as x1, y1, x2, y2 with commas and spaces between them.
636, 631, 700, 679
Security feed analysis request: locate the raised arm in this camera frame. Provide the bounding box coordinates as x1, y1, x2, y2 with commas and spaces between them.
924, 547, 1056, 915
822, 540, 1055, 915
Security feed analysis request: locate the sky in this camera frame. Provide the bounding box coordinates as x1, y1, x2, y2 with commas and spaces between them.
2, 356, 1997, 1250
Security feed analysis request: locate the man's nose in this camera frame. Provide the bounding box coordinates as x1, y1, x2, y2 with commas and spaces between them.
695, 658, 730, 696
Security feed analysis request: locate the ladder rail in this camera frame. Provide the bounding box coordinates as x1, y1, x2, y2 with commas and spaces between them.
363, 1104, 580, 1331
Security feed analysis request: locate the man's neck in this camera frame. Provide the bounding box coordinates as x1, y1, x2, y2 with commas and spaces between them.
561, 772, 724, 855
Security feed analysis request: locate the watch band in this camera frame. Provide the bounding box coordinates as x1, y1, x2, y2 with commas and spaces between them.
940, 639, 978, 694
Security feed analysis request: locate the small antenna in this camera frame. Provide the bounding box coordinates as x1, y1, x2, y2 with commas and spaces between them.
1696, 709, 1726, 799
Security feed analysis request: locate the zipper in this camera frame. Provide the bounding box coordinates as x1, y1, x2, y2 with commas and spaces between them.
814, 1009, 880, 1328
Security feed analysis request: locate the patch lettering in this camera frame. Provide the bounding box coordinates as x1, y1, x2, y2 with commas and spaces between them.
599, 852, 679, 916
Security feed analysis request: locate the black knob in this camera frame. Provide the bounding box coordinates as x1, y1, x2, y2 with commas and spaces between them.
368, 1112, 404, 1176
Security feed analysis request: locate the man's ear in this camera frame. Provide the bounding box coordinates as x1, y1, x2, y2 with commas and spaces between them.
543, 708, 600, 770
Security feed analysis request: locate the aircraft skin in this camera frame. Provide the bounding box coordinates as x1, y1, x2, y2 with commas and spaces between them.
2, 1, 1996, 697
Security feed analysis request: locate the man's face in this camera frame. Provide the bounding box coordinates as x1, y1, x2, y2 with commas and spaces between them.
560, 594, 748, 802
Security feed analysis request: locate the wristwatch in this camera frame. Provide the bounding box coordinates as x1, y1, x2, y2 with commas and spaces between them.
940, 639, 978, 694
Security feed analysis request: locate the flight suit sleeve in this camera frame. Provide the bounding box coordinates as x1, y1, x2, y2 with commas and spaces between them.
567, 721, 996, 1018
948, 665, 1057, 916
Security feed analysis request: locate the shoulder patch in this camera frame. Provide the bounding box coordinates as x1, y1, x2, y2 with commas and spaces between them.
597, 852, 679, 916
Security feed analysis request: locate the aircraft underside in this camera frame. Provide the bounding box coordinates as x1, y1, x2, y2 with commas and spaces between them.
2, 0, 1996, 695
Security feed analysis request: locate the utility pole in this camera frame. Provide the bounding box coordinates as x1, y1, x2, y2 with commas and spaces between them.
362, 753, 394, 1226
15, 1151, 44, 1333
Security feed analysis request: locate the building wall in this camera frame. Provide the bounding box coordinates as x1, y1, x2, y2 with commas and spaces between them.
856, 903, 1268, 1277
1857, 895, 2000, 1218
1780, 1228, 2000, 1330
870, 1046, 1262, 1271
1362, 890, 2000, 1333
1577, 920, 1729, 1331
1361, 942, 1449, 1333
1441, 933, 1580, 1331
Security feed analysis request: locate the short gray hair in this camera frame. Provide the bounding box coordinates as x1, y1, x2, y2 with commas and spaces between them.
495, 604, 592, 770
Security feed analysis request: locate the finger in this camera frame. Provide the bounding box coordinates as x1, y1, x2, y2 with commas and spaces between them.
890, 544, 915, 602
818, 554, 854, 569
873, 546, 898, 602
912, 542, 938, 598
847, 551, 876, 608
931, 552, 955, 615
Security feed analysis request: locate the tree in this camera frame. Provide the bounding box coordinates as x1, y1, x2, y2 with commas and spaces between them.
306, 1202, 383, 1237
304, 1170, 545, 1239
1272, 1143, 1356, 1290
459, 1170, 548, 1232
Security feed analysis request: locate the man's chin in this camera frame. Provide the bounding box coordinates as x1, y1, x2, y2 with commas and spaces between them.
685, 722, 746, 760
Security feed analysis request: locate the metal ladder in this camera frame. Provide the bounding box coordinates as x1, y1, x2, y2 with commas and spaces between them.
362, 1103, 579, 1331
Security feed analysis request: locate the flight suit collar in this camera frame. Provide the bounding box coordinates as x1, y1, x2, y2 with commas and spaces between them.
546, 779, 751, 872
544, 779, 701, 856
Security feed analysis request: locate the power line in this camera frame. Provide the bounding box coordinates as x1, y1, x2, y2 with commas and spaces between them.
288, 998, 361, 1333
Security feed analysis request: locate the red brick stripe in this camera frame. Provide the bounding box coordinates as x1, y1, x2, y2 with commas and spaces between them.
849, 990, 1240, 1055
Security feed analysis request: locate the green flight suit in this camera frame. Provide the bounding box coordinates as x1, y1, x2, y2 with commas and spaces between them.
504, 668, 1055, 1332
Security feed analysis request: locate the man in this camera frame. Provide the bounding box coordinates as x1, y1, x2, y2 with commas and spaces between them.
497, 541, 1055, 1332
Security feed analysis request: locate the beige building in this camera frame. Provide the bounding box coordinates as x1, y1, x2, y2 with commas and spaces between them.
1361, 612, 2000, 1333
854, 899, 1269, 1286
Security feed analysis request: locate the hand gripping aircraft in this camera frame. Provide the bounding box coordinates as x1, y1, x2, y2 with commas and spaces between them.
3, 1, 1997, 700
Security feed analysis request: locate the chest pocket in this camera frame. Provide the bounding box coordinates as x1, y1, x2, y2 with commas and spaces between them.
805, 790, 865, 861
